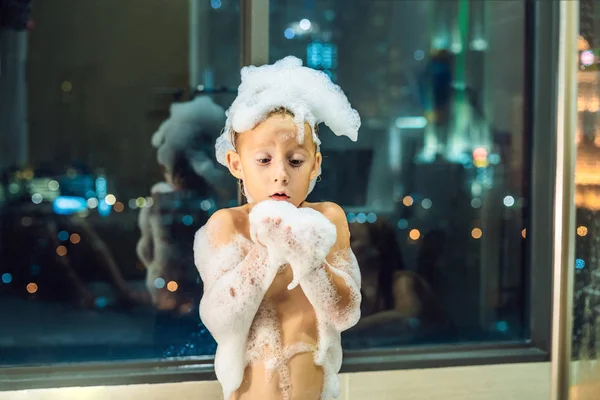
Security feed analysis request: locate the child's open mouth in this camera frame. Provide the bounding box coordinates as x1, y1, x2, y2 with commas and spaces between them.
270, 192, 290, 201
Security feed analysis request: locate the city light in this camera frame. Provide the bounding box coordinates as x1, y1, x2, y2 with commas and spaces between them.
356, 213, 367, 224
284, 28, 295, 39
26, 282, 38, 294
577, 226, 588, 237
414, 49, 425, 61
114, 202, 124, 212
105, 194, 116, 205
421, 198, 432, 209
154, 278, 166, 289
472, 228, 483, 239
409, 229, 421, 240
56, 246, 67, 257
503, 196, 515, 207
48, 180, 60, 191
403, 196, 414, 207
87, 198, 99, 209
54, 196, 87, 215
167, 281, 179, 292
201, 200, 212, 211
70, 234, 81, 244
31, 193, 43, 204
581, 50, 595, 67
395, 116, 427, 129
299, 19, 311, 31
473, 147, 488, 161
397, 219, 408, 229
1, 273, 12, 284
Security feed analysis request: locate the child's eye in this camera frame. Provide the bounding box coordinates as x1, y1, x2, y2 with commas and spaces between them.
257, 158, 271, 165
289, 159, 304, 167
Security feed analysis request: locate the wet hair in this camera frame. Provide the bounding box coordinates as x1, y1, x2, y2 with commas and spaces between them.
169, 151, 211, 196
230, 107, 319, 151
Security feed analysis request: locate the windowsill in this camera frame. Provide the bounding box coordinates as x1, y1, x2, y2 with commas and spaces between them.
0, 342, 548, 391
0, 362, 551, 400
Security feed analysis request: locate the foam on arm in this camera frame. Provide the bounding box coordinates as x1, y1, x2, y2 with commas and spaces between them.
301, 203, 362, 332
194, 210, 277, 398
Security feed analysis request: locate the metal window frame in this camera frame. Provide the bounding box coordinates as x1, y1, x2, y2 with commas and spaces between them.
549, 1, 579, 400
0, 0, 566, 392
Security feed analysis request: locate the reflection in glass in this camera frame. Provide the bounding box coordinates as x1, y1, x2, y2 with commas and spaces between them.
0, 0, 238, 365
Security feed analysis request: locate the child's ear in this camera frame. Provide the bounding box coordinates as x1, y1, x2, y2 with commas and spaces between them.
310, 152, 322, 181
226, 151, 243, 180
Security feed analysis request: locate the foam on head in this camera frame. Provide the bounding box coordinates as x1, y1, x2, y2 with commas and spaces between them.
152, 96, 226, 188
215, 56, 361, 195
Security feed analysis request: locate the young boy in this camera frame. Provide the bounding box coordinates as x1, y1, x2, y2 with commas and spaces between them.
194, 56, 362, 400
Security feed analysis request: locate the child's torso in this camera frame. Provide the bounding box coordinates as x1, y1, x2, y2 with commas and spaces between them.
229, 202, 325, 399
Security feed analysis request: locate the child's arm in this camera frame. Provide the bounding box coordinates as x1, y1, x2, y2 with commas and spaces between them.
136, 205, 154, 267
194, 209, 277, 338
302, 203, 361, 331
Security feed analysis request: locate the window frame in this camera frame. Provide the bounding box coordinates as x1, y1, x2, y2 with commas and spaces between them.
0, 0, 565, 391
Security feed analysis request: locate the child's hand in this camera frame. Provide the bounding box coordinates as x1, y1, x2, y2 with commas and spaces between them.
249, 201, 337, 288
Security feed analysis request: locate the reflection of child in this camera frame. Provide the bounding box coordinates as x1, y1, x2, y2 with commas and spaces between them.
194, 57, 362, 400
138, 97, 226, 313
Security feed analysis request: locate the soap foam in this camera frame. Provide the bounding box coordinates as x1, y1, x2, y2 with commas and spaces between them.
195, 202, 361, 400
152, 96, 226, 188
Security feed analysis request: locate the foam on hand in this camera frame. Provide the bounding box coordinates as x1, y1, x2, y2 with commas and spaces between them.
249, 200, 337, 289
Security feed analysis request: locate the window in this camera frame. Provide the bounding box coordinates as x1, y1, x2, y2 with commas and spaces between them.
0, 0, 239, 366
271, 0, 528, 347
0, 0, 559, 390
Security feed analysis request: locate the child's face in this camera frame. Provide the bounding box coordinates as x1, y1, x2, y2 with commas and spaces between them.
226, 114, 322, 207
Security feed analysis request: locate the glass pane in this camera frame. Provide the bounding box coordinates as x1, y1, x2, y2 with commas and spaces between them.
270, 0, 528, 348
570, 2, 600, 397
0, 0, 239, 365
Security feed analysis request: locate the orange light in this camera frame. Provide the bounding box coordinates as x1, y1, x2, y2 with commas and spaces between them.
403, 196, 414, 207
114, 202, 124, 212
26, 282, 38, 294
70, 233, 81, 244
167, 281, 178, 292
56, 245, 67, 256
409, 229, 420, 240
472, 228, 483, 239
577, 226, 588, 237
521, 229, 526, 238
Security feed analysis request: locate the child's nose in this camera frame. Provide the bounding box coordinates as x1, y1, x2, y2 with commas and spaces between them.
272, 161, 290, 184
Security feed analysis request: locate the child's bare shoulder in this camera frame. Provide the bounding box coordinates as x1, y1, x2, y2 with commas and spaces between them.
205, 205, 250, 246
303, 201, 346, 223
